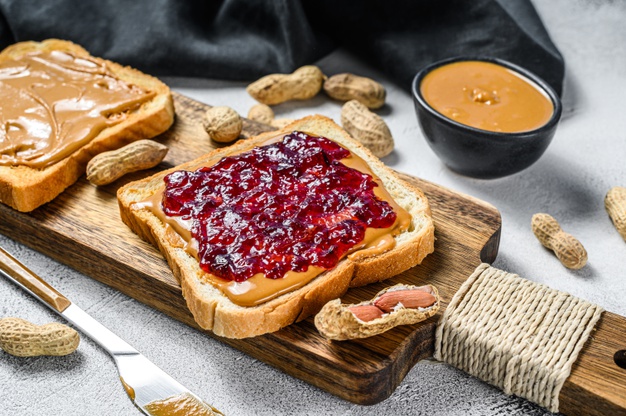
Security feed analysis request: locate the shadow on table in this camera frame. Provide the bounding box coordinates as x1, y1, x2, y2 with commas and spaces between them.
448, 152, 603, 224
493, 251, 600, 282
0, 349, 87, 375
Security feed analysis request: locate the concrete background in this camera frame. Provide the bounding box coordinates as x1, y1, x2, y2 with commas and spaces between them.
1, 1, 625, 415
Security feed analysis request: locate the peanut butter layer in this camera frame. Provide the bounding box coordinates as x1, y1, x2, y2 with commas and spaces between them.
134, 133, 412, 307
0, 50, 154, 169
420, 60, 554, 133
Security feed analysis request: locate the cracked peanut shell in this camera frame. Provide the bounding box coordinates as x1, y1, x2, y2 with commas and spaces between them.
314, 284, 440, 341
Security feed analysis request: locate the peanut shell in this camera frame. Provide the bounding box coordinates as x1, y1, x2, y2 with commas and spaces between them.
0, 317, 79, 357
247, 104, 275, 125
324, 73, 386, 109
531, 213, 587, 269
314, 284, 440, 340
246, 65, 325, 105
86, 139, 168, 186
605, 186, 626, 242
203, 106, 243, 143
341, 100, 394, 158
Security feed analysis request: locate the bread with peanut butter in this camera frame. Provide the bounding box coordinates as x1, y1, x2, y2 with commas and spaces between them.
117, 116, 434, 338
0, 39, 174, 212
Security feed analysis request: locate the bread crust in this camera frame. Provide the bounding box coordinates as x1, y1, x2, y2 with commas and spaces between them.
118, 116, 435, 338
0, 39, 174, 212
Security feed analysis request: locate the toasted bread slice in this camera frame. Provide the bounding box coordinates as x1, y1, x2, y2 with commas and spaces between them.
0, 39, 174, 212
118, 116, 434, 338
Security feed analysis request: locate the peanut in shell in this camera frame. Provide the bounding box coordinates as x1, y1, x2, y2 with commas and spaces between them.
324, 73, 386, 109
0, 317, 79, 357
314, 284, 439, 341
341, 100, 394, 158
203, 106, 243, 143
246, 65, 325, 105
531, 213, 587, 269
605, 186, 626, 242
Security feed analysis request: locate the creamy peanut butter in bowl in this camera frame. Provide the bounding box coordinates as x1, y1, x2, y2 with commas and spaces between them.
412, 57, 562, 179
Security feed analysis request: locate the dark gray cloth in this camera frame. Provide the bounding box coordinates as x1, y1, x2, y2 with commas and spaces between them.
0, 0, 564, 95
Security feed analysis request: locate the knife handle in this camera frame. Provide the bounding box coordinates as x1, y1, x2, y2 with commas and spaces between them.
0, 246, 71, 312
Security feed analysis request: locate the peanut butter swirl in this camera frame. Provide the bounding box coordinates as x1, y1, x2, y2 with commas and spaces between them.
0, 50, 154, 169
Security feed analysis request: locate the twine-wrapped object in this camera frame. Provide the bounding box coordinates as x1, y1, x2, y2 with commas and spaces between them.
434, 264, 603, 412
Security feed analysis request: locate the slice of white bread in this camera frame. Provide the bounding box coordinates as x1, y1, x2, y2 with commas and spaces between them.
0, 39, 174, 212
118, 116, 435, 338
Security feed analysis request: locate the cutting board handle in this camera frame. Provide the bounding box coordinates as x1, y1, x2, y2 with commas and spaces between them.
558, 311, 626, 415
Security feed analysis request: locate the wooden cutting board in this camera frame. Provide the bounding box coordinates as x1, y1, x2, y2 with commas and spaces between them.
0, 93, 624, 415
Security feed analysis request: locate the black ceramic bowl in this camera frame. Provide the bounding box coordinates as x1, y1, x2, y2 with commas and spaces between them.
412, 57, 562, 179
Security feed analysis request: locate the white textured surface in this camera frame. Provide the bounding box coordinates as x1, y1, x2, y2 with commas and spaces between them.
1, 1, 625, 415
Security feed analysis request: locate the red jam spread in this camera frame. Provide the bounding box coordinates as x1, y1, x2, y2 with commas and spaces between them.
162, 132, 398, 283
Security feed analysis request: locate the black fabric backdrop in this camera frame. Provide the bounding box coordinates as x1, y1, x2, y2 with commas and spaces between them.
0, 0, 564, 95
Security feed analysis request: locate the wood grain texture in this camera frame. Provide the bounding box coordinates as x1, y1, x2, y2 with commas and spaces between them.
560, 312, 626, 415
0, 93, 623, 413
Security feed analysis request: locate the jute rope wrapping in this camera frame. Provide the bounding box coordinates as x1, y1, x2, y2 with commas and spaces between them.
434, 264, 603, 413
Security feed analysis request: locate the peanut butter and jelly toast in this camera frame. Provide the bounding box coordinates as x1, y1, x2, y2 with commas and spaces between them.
0, 39, 174, 212
118, 116, 434, 338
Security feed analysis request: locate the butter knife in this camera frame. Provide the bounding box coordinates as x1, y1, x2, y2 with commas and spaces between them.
0, 246, 222, 416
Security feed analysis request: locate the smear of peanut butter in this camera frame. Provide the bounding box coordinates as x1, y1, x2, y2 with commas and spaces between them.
144, 392, 223, 416
0, 50, 154, 168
